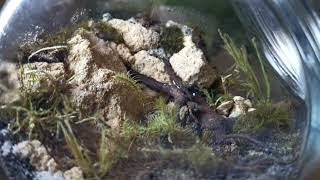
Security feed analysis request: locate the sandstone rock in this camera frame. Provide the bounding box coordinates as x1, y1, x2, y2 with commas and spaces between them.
67, 34, 93, 84
0, 62, 19, 90
229, 96, 252, 118
169, 45, 217, 88
233, 96, 245, 102
166, 21, 217, 88
216, 101, 234, 116
116, 43, 135, 65
13, 141, 33, 158
47, 158, 58, 173
244, 99, 253, 108
133, 50, 171, 84
13, 140, 58, 172
64, 167, 84, 180
179, 106, 189, 121
0, 62, 19, 104
67, 31, 145, 128
108, 19, 160, 52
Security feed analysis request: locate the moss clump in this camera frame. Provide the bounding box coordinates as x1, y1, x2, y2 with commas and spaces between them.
233, 101, 291, 133
117, 97, 181, 141
42, 21, 91, 46
160, 26, 184, 55
94, 21, 124, 44
19, 21, 91, 60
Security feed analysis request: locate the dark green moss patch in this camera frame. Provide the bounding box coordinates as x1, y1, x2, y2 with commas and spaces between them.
18, 21, 91, 61
160, 26, 184, 55
93, 21, 124, 44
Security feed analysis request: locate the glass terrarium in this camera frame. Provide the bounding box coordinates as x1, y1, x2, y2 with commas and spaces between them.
0, 0, 319, 179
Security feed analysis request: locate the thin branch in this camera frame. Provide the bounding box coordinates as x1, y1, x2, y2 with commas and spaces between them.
28, 45, 68, 61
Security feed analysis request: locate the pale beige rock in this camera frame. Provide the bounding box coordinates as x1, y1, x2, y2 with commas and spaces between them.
244, 99, 253, 108
216, 101, 234, 116
64, 167, 84, 180
169, 46, 217, 88
229, 96, 253, 118
116, 43, 135, 65
14, 140, 58, 172
166, 20, 217, 88
0, 62, 19, 104
67, 34, 92, 84
108, 19, 160, 52
13, 141, 33, 158
67, 31, 145, 128
233, 96, 246, 102
0, 62, 19, 90
133, 50, 171, 84
47, 158, 58, 173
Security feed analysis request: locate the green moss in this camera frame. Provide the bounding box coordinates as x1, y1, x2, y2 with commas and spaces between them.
19, 21, 91, 60
18, 20, 124, 63
94, 21, 124, 44
113, 73, 142, 94
117, 97, 181, 140
233, 101, 291, 133
160, 26, 184, 55
145, 98, 179, 138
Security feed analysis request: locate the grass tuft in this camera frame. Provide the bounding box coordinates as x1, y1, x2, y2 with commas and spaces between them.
113, 73, 142, 94
59, 120, 93, 175
145, 98, 178, 138
219, 30, 270, 103
219, 31, 290, 132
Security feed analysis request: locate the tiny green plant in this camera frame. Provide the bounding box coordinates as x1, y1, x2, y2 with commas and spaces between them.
113, 72, 145, 105
145, 97, 179, 138
113, 72, 142, 94
116, 97, 182, 143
